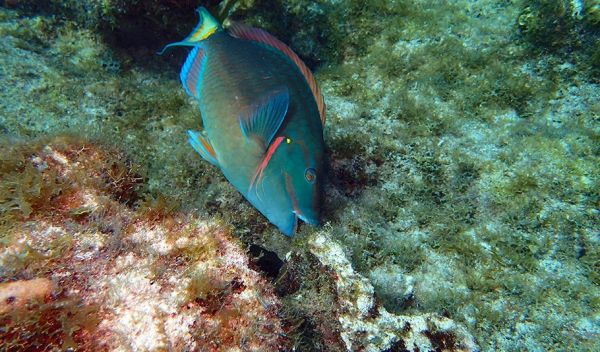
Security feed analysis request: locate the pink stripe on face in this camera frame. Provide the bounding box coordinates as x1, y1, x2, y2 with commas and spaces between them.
285, 172, 300, 215
249, 136, 285, 192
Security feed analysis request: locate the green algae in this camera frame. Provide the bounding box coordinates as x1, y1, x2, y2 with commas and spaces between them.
312, 1, 598, 350
517, 0, 600, 80
518, 1, 577, 52
1, 1, 599, 351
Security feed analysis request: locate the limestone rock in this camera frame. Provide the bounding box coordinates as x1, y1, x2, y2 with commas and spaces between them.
309, 233, 478, 352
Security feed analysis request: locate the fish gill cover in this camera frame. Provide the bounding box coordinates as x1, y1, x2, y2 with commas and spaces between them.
0, 0, 598, 351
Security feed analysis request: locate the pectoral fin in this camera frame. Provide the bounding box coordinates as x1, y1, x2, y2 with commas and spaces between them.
188, 130, 219, 166
239, 87, 289, 150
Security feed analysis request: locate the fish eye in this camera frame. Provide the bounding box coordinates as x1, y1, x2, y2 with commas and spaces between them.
304, 168, 316, 183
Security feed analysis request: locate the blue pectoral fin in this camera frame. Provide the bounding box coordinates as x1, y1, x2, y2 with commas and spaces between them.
239, 87, 289, 150
188, 130, 219, 166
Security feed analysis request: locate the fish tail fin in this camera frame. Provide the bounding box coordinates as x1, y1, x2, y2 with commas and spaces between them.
157, 41, 187, 55
158, 7, 221, 54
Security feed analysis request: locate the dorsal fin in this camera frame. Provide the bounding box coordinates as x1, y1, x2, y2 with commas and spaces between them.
228, 22, 326, 125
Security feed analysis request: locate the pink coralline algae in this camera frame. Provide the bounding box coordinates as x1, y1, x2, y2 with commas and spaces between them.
0, 137, 290, 351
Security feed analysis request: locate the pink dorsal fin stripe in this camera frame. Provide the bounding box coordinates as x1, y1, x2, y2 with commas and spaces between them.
228, 22, 326, 125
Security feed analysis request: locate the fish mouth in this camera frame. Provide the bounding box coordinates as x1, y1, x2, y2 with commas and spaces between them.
281, 211, 318, 236
283, 172, 318, 231
294, 210, 319, 226
281, 212, 298, 236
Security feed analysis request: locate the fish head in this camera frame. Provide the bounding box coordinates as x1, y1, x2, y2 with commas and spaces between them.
249, 135, 324, 236
282, 138, 323, 227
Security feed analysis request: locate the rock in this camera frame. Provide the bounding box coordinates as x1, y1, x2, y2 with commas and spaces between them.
368, 264, 415, 312
0, 278, 54, 314
0, 137, 290, 351
309, 233, 478, 352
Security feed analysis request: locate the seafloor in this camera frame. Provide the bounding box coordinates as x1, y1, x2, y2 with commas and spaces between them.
0, 0, 598, 351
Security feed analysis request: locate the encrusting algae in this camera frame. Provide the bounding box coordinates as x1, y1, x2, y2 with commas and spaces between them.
1, 1, 599, 351
0, 137, 289, 351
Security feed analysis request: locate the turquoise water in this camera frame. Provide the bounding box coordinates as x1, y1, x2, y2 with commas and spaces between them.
0, 1, 598, 351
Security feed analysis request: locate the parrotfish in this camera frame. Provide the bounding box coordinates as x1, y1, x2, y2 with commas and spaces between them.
161, 7, 326, 236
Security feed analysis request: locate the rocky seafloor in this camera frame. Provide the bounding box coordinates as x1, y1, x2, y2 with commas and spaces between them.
0, 0, 598, 351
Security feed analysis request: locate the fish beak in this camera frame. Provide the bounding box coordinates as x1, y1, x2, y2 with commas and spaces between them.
278, 212, 298, 237
294, 210, 319, 227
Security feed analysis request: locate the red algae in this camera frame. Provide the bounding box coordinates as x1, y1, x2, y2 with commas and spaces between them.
0, 137, 290, 351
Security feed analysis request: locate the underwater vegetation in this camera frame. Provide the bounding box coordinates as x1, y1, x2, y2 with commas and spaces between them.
1, 0, 599, 351
0, 137, 289, 350
518, 0, 600, 78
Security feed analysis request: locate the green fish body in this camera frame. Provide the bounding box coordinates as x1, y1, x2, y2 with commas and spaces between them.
163, 8, 326, 235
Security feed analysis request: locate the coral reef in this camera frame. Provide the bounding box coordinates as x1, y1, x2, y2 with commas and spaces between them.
1, 1, 599, 351
0, 138, 289, 351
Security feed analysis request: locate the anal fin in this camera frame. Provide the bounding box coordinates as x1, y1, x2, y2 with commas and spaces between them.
188, 130, 219, 166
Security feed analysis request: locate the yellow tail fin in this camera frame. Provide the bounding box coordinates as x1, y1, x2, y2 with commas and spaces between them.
159, 7, 221, 54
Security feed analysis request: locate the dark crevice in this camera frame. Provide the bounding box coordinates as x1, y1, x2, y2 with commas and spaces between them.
248, 244, 283, 280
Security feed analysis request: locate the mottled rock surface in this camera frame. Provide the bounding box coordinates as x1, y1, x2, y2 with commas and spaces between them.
309, 233, 477, 352
0, 138, 289, 351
